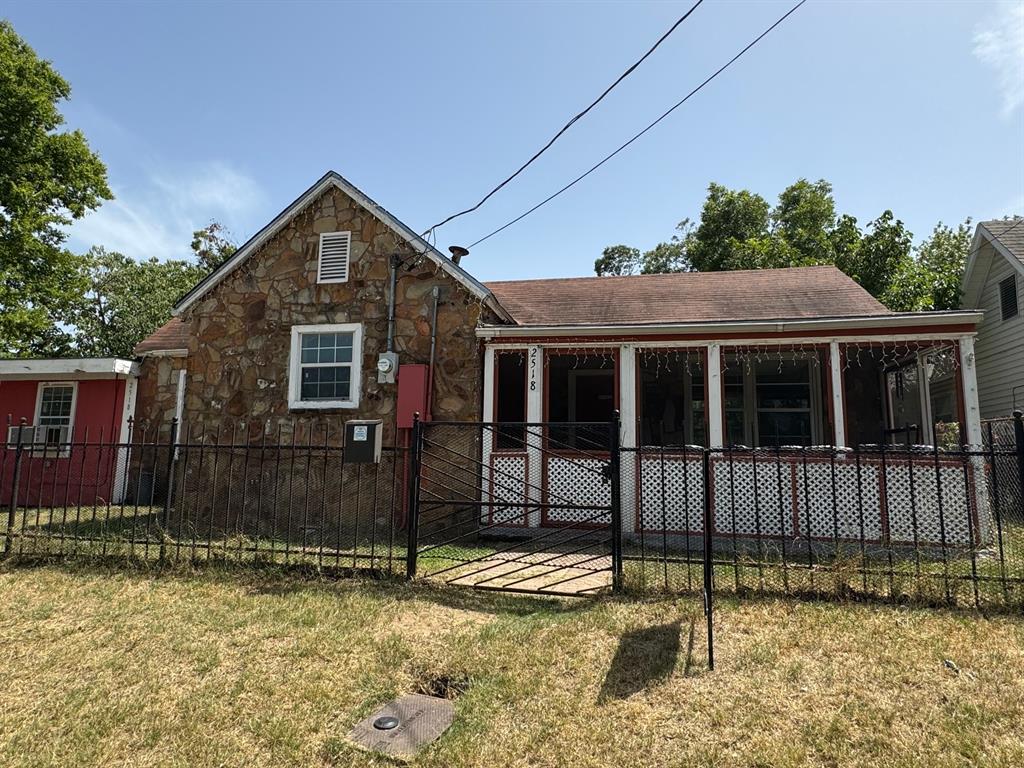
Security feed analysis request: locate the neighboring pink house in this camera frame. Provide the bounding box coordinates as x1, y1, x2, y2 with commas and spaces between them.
1, 358, 139, 507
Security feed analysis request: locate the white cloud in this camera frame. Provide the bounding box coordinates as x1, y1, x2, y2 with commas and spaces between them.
973, 1, 1024, 117
69, 162, 265, 261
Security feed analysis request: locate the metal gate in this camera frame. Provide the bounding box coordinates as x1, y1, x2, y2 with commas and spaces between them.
405, 415, 623, 596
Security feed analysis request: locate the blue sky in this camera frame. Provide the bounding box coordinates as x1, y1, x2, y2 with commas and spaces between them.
6, 0, 1024, 282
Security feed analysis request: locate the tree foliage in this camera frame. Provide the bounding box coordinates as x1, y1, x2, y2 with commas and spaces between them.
190, 221, 237, 271
0, 20, 112, 355
597, 177, 974, 311
71, 248, 207, 359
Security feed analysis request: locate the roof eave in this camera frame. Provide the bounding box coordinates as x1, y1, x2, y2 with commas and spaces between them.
0, 358, 141, 379
476, 311, 984, 339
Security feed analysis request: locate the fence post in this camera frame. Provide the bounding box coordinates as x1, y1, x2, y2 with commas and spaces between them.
159, 418, 179, 564
4, 419, 28, 557
609, 410, 623, 592
405, 413, 422, 581
702, 448, 715, 671
1014, 411, 1024, 503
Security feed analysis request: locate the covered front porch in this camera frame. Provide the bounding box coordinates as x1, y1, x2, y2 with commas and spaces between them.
477, 313, 990, 546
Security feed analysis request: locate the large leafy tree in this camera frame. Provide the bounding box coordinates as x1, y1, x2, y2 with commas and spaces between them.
71, 247, 206, 358
595, 178, 976, 312
0, 21, 112, 355
71, 222, 237, 357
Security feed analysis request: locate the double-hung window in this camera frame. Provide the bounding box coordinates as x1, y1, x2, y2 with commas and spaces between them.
35, 383, 76, 454
288, 323, 362, 409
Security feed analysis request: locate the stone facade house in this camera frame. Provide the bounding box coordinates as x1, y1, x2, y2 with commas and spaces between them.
134, 171, 511, 444
130, 169, 992, 550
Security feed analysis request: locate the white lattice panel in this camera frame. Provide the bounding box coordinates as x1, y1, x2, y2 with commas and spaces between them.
545, 456, 611, 525
711, 456, 792, 537
884, 462, 974, 546
639, 456, 703, 532
795, 461, 883, 540
487, 454, 529, 526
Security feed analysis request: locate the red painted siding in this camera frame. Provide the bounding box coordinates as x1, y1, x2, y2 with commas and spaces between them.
1, 377, 129, 507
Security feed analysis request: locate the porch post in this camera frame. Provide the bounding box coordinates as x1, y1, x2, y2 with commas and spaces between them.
829, 341, 846, 447
481, 345, 495, 515
958, 336, 983, 446
526, 345, 543, 528
619, 345, 637, 537
707, 343, 724, 448
482, 345, 495, 423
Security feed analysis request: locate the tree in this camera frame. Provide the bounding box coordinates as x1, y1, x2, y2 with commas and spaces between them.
914, 219, 973, 311
71, 247, 206, 358
0, 21, 112, 355
685, 184, 772, 272
190, 221, 237, 271
596, 178, 940, 310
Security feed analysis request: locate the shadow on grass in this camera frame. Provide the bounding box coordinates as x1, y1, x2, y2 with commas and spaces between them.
0, 554, 592, 618
598, 619, 686, 701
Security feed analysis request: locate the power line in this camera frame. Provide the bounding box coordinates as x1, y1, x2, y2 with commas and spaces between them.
423, 0, 706, 238
468, 0, 808, 249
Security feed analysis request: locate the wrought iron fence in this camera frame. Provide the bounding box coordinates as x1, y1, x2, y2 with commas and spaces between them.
1, 418, 409, 576
622, 438, 1024, 608
4, 411, 1024, 610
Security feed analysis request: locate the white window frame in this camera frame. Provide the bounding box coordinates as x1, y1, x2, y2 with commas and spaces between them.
316, 231, 352, 284
288, 323, 363, 410
723, 355, 823, 447
33, 381, 77, 457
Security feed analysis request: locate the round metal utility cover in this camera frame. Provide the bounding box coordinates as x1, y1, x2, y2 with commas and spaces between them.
373, 716, 400, 731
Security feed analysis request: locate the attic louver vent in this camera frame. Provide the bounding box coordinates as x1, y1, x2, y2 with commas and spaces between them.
317, 231, 351, 284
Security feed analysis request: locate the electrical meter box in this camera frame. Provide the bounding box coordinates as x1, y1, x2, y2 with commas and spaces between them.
344, 420, 383, 464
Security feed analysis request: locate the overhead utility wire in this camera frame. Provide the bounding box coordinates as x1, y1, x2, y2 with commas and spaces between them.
468, 0, 808, 249
423, 0, 706, 238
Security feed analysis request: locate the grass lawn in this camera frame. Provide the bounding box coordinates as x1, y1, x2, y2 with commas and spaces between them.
0, 564, 1022, 768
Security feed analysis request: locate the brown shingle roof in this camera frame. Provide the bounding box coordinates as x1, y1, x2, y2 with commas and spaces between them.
485, 266, 891, 327
980, 219, 1024, 266
134, 317, 189, 355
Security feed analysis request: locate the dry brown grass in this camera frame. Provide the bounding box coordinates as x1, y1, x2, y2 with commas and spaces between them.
0, 563, 1022, 768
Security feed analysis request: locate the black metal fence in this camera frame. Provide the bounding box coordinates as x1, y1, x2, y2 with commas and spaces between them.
4, 412, 1024, 610
2, 418, 409, 576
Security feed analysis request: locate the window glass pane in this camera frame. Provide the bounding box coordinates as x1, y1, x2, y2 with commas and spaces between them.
756, 383, 810, 410
726, 411, 746, 445
300, 366, 351, 401
38, 386, 73, 426
758, 412, 812, 446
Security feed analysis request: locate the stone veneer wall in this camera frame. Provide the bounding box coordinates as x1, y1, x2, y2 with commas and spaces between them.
133, 355, 187, 437
174, 184, 495, 445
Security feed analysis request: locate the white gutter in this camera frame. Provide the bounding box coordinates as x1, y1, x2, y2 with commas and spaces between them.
477, 311, 983, 339
0, 358, 141, 379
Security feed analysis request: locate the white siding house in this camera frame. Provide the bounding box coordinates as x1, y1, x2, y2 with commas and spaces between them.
961, 219, 1024, 419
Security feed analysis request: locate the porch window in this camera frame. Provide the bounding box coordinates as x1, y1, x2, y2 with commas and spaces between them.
547, 353, 615, 450
722, 353, 823, 447
287, 323, 362, 409
34, 383, 75, 453
495, 352, 527, 450
638, 352, 706, 446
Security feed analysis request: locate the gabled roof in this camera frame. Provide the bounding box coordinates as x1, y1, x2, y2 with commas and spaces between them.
173, 171, 512, 322
134, 317, 189, 356
962, 219, 1024, 309
485, 265, 891, 327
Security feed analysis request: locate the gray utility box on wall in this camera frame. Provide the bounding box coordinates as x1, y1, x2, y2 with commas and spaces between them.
343, 419, 383, 464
